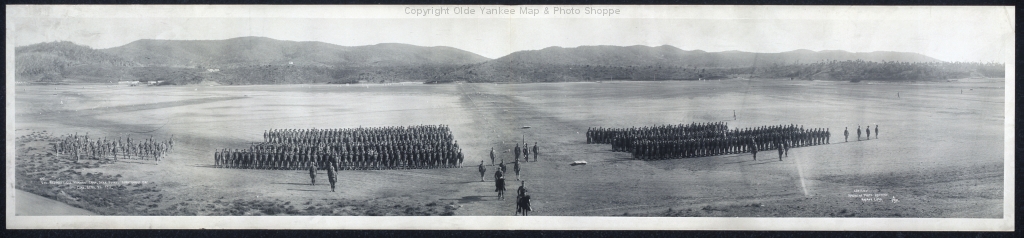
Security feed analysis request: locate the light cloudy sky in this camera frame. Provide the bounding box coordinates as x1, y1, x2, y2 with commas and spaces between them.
7, 5, 1014, 62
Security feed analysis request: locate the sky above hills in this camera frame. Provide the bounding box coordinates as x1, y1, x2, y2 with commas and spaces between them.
8, 5, 1013, 62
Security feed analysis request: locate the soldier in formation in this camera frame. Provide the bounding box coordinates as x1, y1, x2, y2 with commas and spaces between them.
587, 122, 728, 144
532, 142, 540, 161
214, 125, 464, 170
750, 138, 758, 161
522, 144, 529, 163
857, 126, 862, 141
327, 164, 337, 192
513, 159, 521, 181
588, 122, 829, 161
777, 141, 784, 161
478, 161, 487, 182
514, 143, 521, 162
825, 129, 831, 144
309, 164, 317, 185
866, 126, 871, 140
782, 139, 789, 157
53, 133, 173, 162
844, 127, 849, 142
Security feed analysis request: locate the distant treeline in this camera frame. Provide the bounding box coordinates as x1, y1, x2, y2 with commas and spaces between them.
750, 60, 1004, 82
115, 65, 475, 85
438, 60, 1003, 83
18, 60, 1004, 85
203, 64, 470, 85
444, 63, 726, 83
14, 41, 137, 82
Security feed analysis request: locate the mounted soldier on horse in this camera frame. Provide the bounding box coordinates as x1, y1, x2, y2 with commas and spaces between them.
494, 169, 506, 200
516, 181, 532, 216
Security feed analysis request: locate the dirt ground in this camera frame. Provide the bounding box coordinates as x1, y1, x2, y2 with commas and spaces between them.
12, 78, 1005, 217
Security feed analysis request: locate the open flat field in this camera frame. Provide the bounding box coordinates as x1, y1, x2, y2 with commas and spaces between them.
13, 78, 1005, 217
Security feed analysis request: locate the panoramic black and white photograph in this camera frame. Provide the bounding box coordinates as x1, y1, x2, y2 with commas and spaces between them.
6, 5, 1014, 230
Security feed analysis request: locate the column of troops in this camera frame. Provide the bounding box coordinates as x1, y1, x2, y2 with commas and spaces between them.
587, 122, 831, 160
52, 133, 174, 161
214, 125, 465, 170
587, 122, 729, 144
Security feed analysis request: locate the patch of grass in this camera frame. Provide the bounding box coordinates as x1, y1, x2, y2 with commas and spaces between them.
263, 206, 282, 215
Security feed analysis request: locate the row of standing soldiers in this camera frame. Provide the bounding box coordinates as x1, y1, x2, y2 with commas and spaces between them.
215, 125, 465, 170
53, 133, 174, 161
509, 142, 539, 163
844, 125, 879, 142
590, 123, 830, 160
586, 122, 729, 144
263, 126, 453, 145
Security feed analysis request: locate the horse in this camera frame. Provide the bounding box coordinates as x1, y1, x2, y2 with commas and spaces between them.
495, 177, 506, 200
516, 195, 532, 216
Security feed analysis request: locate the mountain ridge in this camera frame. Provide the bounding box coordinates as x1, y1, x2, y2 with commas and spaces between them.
15, 37, 997, 84
99, 36, 491, 68
488, 45, 939, 67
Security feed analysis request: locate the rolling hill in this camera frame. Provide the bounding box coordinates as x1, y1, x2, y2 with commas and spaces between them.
14, 41, 139, 82
442, 45, 947, 82
15, 38, 996, 84
485, 45, 939, 68
100, 37, 491, 68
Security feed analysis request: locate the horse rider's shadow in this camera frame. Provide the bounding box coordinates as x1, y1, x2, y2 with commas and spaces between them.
751, 160, 782, 165
286, 188, 322, 192
115, 160, 158, 165
439, 195, 488, 204
722, 159, 751, 165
